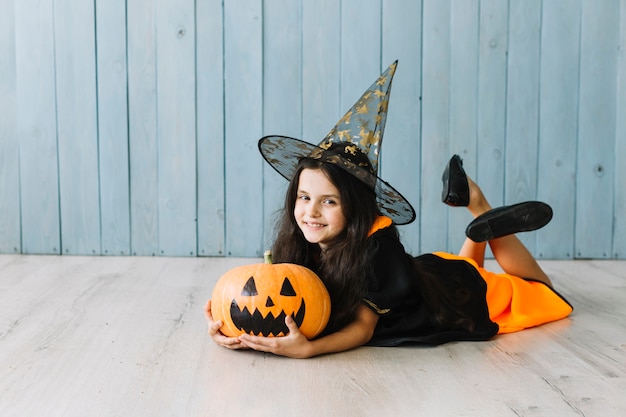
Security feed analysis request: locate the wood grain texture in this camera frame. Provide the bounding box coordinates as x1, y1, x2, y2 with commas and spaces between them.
0, 0, 20, 254
196, 0, 226, 256
224, 0, 263, 257
262, 0, 301, 251
380, 0, 423, 254
302, 0, 341, 140
14, 0, 61, 255
613, 0, 626, 259
127, 0, 159, 256
1, 0, 625, 259
505, 0, 541, 255
576, 0, 619, 259
537, 0, 580, 260
155, 0, 197, 257
0, 255, 624, 416
420, 0, 452, 254
476, 0, 508, 209
340, 0, 381, 111
54, 0, 101, 255
96, 0, 131, 256
446, 0, 479, 254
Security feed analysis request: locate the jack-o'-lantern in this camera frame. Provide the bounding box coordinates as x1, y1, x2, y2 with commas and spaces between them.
211, 251, 331, 339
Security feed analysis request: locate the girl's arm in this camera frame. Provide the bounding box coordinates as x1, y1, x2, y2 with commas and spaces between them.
237, 304, 379, 359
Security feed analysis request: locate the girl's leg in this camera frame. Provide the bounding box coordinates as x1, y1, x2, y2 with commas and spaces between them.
459, 177, 553, 287
458, 239, 487, 268
458, 177, 491, 266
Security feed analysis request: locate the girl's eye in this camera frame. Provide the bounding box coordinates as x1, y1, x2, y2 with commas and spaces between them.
298, 195, 310, 201
323, 199, 336, 205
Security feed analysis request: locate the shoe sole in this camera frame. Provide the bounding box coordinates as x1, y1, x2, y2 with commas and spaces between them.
441, 155, 469, 206
465, 201, 553, 242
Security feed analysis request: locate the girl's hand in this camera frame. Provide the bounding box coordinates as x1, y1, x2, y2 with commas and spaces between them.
204, 300, 248, 350
238, 315, 314, 359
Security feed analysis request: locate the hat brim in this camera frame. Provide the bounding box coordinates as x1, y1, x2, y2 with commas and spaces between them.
259, 135, 416, 225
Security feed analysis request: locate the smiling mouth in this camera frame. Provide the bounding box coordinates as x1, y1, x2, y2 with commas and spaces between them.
304, 222, 325, 229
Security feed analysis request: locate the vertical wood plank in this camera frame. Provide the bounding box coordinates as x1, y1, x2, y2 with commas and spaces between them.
615, 0, 626, 259
505, 0, 541, 254
340, 0, 381, 110
54, 0, 101, 255
155, 0, 197, 256
381, 0, 423, 254
96, 0, 131, 256
15, 0, 61, 254
420, 0, 451, 254
224, 0, 263, 256
127, 0, 159, 256
537, 0, 581, 259
302, 0, 341, 140
196, 0, 225, 256
576, 0, 619, 259
2, 1, 626, 260
446, 0, 479, 253
0, 0, 21, 254
261, 0, 301, 250
476, 0, 508, 205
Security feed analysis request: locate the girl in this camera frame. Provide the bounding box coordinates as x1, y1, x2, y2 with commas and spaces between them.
205, 62, 572, 358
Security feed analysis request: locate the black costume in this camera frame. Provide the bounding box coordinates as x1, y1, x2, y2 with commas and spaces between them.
364, 221, 572, 347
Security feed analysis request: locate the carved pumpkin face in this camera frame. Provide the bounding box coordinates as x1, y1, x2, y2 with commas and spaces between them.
211, 262, 331, 339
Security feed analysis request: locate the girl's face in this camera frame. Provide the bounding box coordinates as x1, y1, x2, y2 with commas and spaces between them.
294, 168, 347, 251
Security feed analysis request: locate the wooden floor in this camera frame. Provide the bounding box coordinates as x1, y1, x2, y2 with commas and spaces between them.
0, 255, 624, 417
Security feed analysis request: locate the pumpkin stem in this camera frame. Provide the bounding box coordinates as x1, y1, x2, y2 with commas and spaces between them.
264, 250, 272, 264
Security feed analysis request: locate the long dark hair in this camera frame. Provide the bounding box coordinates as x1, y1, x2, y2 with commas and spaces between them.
271, 156, 381, 333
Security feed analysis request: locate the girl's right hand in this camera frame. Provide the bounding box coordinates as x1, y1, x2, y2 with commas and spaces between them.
204, 300, 248, 350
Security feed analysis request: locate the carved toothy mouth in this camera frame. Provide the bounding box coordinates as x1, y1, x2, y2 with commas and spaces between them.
230, 299, 306, 337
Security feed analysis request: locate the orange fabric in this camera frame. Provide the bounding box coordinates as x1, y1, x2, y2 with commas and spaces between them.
368, 216, 393, 237
433, 252, 573, 334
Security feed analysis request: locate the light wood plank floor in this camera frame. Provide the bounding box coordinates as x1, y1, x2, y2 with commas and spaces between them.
0, 255, 624, 417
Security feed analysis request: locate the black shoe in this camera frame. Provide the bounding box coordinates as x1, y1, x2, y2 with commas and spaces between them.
441, 155, 469, 206
465, 201, 553, 242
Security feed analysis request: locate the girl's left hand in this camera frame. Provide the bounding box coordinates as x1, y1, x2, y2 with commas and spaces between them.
238, 315, 314, 359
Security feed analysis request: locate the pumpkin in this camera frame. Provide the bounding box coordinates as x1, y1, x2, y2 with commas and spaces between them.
211, 251, 331, 339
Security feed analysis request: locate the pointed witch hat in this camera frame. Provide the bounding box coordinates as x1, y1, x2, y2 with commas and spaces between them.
258, 61, 415, 225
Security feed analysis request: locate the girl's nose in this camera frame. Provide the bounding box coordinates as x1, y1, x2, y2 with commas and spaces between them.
306, 203, 320, 217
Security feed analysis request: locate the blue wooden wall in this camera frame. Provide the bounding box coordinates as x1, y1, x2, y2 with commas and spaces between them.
0, 0, 624, 259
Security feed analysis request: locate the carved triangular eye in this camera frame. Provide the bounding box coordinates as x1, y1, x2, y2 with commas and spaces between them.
280, 277, 296, 296
241, 277, 258, 296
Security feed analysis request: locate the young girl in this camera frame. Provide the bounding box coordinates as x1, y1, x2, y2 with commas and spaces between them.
205, 62, 572, 358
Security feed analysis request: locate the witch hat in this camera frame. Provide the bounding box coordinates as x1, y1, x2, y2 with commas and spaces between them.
258, 61, 415, 225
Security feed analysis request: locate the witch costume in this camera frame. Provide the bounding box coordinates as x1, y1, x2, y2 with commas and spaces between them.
258, 61, 572, 346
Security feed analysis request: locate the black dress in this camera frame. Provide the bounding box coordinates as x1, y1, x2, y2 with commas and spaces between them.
364, 226, 500, 347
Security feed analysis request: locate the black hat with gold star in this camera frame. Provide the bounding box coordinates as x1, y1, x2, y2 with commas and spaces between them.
258, 61, 415, 225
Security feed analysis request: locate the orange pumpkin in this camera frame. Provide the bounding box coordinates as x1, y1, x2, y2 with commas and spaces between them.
211, 251, 331, 339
